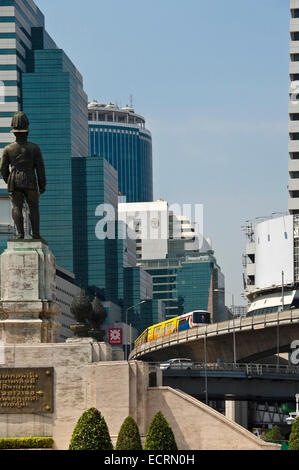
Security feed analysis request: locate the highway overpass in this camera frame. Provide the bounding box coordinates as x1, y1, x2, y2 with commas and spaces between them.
129, 309, 299, 363
160, 362, 299, 401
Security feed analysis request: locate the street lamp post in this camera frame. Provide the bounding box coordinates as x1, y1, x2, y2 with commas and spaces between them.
204, 328, 208, 405
214, 288, 236, 364
125, 300, 147, 360
231, 293, 236, 365
277, 271, 284, 369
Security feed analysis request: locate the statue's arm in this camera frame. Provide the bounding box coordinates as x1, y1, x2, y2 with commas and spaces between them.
34, 146, 46, 194
0, 148, 10, 183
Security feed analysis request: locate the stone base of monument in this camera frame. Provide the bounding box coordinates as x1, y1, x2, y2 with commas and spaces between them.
0, 237, 279, 451
0, 240, 61, 344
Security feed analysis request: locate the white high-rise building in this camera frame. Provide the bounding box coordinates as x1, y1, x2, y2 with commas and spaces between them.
119, 200, 226, 321
289, 1, 299, 213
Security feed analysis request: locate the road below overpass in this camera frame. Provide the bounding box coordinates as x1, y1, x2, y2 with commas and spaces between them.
130, 309, 299, 363
156, 363, 299, 401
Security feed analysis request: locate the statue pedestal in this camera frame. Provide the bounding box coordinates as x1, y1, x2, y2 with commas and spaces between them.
0, 240, 61, 344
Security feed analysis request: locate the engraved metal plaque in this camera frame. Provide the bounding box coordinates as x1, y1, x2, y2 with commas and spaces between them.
0, 368, 54, 414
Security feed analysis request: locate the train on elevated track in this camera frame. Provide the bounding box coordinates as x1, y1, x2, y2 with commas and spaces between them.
134, 310, 211, 348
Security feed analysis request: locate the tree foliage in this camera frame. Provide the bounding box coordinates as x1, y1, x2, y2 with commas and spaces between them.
115, 416, 142, 450
144, 411, 178, 451
69, 408, 113, 450
263, 425, 284, 442
289, 418, 299, 450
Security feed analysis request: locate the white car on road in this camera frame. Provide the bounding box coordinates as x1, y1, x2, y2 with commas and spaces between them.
160, 358, 194, 371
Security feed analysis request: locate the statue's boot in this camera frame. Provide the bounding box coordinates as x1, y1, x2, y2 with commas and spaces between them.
29, 209, 41, 240
13, 207, 24, 239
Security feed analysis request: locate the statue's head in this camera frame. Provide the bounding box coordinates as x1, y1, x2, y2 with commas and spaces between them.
10, 111, 29, 134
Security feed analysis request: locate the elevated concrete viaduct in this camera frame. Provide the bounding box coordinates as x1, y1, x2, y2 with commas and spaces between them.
129, 310, 299, 363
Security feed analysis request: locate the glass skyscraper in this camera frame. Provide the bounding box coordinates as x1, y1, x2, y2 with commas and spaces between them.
0, 0, 44, 150
0, 1, 158, 336
72, 155, 155, 330
72, 155, 120, 299
119, 200, 226, 323
23, 31, 89, 272
88, 101, 153, 203
0, 0, 89, 273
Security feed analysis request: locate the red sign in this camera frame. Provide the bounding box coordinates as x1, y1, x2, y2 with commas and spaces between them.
109, 328, 122, 345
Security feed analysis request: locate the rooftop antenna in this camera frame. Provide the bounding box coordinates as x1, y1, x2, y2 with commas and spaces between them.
130, 94, 133, 108
241, 220, 254, 242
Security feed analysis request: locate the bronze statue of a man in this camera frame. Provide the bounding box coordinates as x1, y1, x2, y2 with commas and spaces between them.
0, 112, 46, 240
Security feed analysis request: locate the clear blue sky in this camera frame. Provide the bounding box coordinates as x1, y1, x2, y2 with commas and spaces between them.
35, 0, 290, 306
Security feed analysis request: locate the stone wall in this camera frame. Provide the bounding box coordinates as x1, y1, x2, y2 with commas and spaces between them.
0, 343, 279, 450
146, 387, 279, 450
0, 342, 112, 448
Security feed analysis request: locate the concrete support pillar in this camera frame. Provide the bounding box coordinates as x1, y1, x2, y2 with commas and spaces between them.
225, 401, 248, 429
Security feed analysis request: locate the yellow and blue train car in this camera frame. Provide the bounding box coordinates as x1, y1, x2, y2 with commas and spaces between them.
134, 310, 211, 348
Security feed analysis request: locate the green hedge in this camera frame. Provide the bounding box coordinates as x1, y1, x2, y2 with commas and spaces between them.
144, 412, 178, 451
115, 416, 142, 450
0, 437, 54, 449
69, 408, 113, 450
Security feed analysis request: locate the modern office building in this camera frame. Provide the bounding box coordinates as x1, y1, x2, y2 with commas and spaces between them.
0, 178, 16, 251
72, 155, 158, 334
119, 200, 226, 322
0, 0, 89, 273
289, 1, 299, 214
72, 155, 119, 298
88, 100, 153, 203
0, 1, 157, 341
22, 30, 89, 272
243, 214, 299, 315
55, 266, 80, 342
0, 0, 45, 151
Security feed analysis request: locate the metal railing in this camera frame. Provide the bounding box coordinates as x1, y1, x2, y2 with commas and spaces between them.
130, 309, 299, 360
149, 362, 299, 376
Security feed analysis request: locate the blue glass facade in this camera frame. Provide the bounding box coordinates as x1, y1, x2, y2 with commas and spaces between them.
0, 1, 89, 273
72, 156, 121, 301
0, 1, 159, 334
177, 259, 225, 322
123, 265, 161, 334
0, 0, 45, 150
89, 122, 153, 203
72, 156, 160, 332
22, 43, 89, 271
144, 254, 225, 322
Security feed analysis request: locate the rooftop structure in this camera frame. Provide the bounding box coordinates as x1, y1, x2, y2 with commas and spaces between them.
88, 100, 153, 202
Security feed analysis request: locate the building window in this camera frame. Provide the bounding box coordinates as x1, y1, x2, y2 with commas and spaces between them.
290, 114, 299, 121
292, 9, 299, 18
291, 54, 299, 62
291, 133, 299, 140
291, 172, 299, 178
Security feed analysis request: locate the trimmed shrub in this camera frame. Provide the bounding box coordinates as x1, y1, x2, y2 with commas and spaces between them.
115, 416, 142, 450
263, 425, 284, 442
289, 417, 299, 450
144, 411, 178, 451
0, 437, 53, 449
69, 408, 113, 450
